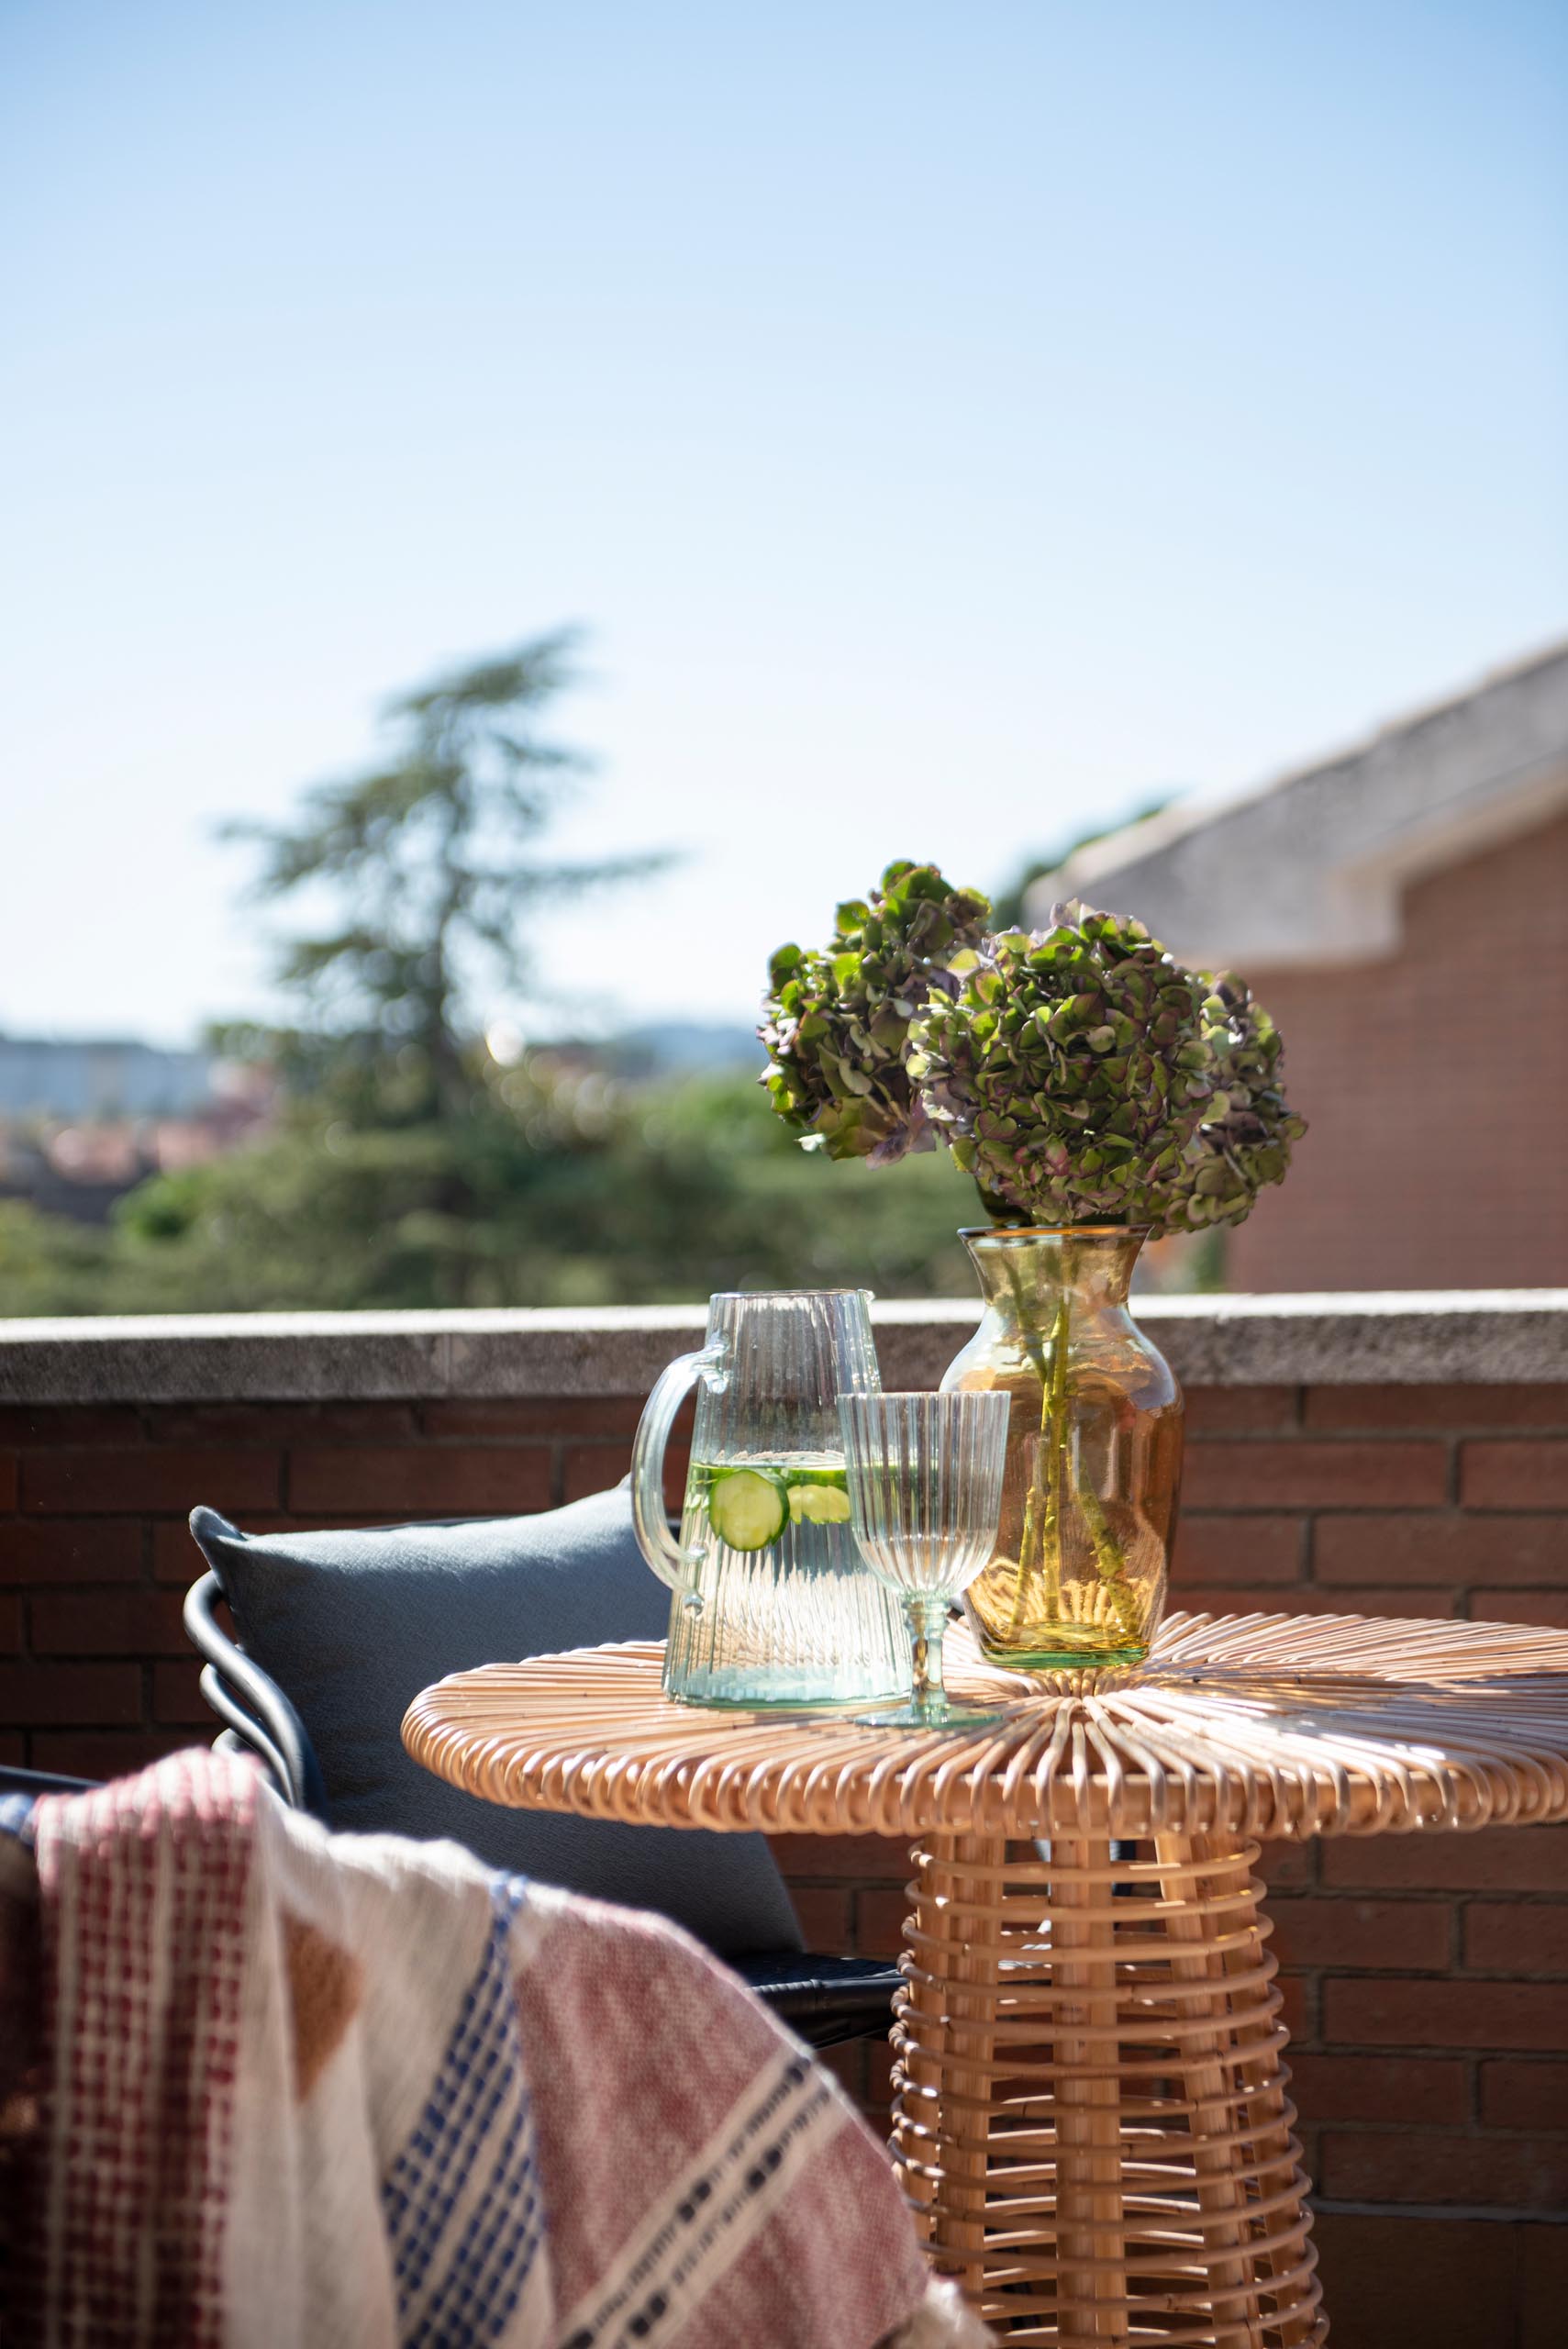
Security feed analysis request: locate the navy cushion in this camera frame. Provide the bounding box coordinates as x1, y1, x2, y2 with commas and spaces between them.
187, 1486, 803, 1959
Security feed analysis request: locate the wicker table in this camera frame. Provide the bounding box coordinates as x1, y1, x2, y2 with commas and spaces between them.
403, 1609, 1568, 2347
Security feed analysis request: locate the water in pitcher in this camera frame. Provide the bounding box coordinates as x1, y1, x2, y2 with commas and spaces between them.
669, 1453, 906, 1705
631, 1288, 909, 1706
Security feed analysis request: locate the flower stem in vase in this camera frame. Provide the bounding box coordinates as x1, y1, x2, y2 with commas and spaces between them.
1004, 1272, 1070, 1638
1073, 1459, 1141, 1643
1040, 1293, 1069, 1622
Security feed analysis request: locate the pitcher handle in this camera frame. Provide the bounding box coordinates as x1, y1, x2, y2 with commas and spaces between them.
631, 1340, 728, 1592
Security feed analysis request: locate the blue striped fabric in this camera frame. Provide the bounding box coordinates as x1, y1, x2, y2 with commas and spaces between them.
382, 1876, 547, 2347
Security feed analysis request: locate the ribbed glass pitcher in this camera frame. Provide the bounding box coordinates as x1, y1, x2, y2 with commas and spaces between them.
631, 1289, 909, 1706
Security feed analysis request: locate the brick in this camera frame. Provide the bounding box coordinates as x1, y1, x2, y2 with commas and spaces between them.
154, 1520, 206, 1584
769, 1833, 911, 1883
1305, 1386, 1568, 1431
1312, 2211, 1516, 2349
1321, 2126, 1568, 2210
1314, 1513, 1568, 1586
1171, 1514, 1302, 1585
1258, 1841, 1316, 1890
422, 1398, 645, 1440
0, 1662, 141, 1726
787, 1887, 851, 1951
1277, 1971, 1312, 2043
1465, 1903, 1568, 1974
1183, 1442, 1447, 1511
31, 1728, 193, 1778
1307, 1584, 1463, 1619
817, 2041, 865, 2107
147, 1402, 419, 1443
863, 2037, 895, 2114
1183, 1387, 1299, 1433
0, 1519, 146, 1585
0, 1406, 144, 1444
1322, 1830, 1568, 1894
0, 1596, 19, 1652
1324, 1976, 1568, 2050
30, 1589, 187, 1656
562, 1443, 634, 1503
562, 1442, 686, 1510
1462, 1442, 1568, 1510
1522, 2225, 1568, 2349
1479, 2058, 1568, 2131
152, 1660, 208, 1725
286, 1446, 551, 1517
1477, 1589, 1568, 1629
1174, 1585, 1457, 1622
22, 1448, 281, 1517
1287, 2050, 1467, 2125
154, 1517, 296, 1584
1269, 1896, 1451, 1972
857, 1889, 911, 1957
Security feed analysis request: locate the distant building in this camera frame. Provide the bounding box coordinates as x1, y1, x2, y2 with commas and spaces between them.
0, 1034, 216, 1120
1024, 642, 1568, 1291
0, 1038, 272, 1222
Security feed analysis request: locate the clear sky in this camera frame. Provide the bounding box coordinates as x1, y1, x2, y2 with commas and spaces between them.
3, 0, 1564, 1046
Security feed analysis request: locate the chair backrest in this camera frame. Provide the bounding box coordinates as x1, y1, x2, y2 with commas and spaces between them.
183, 1490, 806, 1960
183, 1571, 329, 1817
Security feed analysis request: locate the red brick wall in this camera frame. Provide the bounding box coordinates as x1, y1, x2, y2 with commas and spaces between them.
1229, 805, 1568, 1293
3, 1380, 1566, 2346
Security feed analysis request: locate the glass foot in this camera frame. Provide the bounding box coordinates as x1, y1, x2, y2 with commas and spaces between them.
852, 1702, 1005, 1731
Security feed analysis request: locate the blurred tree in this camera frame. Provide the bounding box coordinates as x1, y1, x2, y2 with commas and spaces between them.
0, 633, 989, 1315
223, 630, 663, 1117
0, 1200, 114, 1315
139, 630, 682, 1308
95, 1064, 980, 1311
989, 796, 1175, 931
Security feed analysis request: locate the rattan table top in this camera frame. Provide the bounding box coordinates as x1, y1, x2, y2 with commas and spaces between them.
402, 1609, 1568, 1844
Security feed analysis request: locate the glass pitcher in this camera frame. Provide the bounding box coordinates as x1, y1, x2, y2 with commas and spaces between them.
630, 1289, 910, 1706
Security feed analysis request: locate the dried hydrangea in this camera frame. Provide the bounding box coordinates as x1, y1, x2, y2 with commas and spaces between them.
759, 861, 990, 1164
1162, 974, 1307, 1230
909, 902, 1215, 1232
762, 869, 1305, 1235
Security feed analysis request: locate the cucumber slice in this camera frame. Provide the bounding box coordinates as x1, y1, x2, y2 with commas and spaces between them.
787, 1483, 852, 1526
707, 1468, 788, 1552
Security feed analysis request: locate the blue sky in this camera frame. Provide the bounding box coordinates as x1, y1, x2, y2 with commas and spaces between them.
3, 0, 1564, 1044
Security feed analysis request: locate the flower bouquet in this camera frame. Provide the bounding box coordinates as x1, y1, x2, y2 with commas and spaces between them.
760, 862, 1304, 1667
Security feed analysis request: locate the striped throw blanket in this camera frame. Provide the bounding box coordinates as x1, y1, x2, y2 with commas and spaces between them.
10, 1752, 988, 2349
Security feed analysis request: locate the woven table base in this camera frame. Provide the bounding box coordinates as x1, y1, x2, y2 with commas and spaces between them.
894, 1832, 1321, 2346
403, 1615, 1568, 2347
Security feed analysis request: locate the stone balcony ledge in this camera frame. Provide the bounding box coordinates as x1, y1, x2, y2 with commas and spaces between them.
1, 1289, 1565, 1404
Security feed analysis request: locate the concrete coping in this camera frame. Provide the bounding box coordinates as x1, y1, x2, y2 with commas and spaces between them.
0, 1293, 1565, 1403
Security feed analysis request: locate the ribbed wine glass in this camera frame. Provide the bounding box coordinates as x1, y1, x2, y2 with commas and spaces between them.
837, 1389, 1011, 1729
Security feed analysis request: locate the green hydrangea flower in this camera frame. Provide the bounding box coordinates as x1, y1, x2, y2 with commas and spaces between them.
758, 861, 990, 1163
1162, 974, 1307, 1230
910, 902, 1214, 1233
762, 871, 1305, 1235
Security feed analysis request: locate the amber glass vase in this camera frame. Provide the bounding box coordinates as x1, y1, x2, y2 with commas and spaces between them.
939, 1225, 1183, 1669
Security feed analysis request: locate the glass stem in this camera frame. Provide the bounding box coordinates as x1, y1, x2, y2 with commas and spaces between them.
906, 1594, 951, 1726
